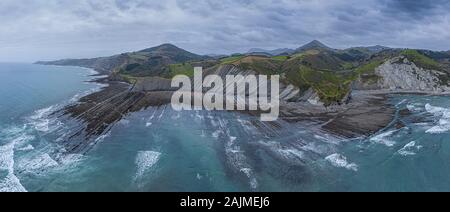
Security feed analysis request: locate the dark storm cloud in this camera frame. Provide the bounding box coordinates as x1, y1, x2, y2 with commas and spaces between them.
0, 0, 449, 62
383, 0, 450, 18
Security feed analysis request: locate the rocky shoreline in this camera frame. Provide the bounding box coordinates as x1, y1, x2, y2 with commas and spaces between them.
37, 44, 450, 152
59, 75, 397, 151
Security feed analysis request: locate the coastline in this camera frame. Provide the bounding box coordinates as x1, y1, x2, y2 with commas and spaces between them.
60, 81, 397, 151
42, 65, 448, 151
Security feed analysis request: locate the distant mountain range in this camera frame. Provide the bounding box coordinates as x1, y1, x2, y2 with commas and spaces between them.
36, 40, 450, 139
247, 40, 391, 56
37, 40, 450, 106
38, 43, 209, 76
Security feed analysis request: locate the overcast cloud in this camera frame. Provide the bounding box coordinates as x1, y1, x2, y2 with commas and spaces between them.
0, 0, 449, 62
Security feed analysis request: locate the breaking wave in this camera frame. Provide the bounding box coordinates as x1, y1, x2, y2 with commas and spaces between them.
397, 141, 422, 156
325, 153, 358, 171
135, 151, 161, 180
370, 130, 398, 147
423, 104, 450, 134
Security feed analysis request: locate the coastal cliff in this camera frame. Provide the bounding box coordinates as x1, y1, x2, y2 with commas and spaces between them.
37, 42, 450, 153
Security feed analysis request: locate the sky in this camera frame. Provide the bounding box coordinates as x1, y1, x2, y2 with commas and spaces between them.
0, 0, 449, 62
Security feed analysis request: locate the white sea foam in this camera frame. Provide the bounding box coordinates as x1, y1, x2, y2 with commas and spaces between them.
212, 130, 222, 138
56, 153, 85, 168
158, 106, 166, 120
119, 119, 130, 125
17, 153, 58, 172
0, 174, 27, 192
195, 111, 204, 121
407, 103, 424, 112
135, 151, 161, 179
11, 134, 35, 147
30, 106, 55, 120
0, 138, 27, 192
32, 119, 50, 132
145, 110, 157, 127
94, 132, 111, 143
240, 168, 258, 190
0, 142, 15, 172
69, 85, 106, 103
397, 141, 422, 156
325, 153, 358, 171
301, 142, 327, 155
196, 173, 202, 180
370, 130, 397, 147
28, 106, 63, 133
425, 104, 450, 134
314, 134, 341, 145
236, 118, 253, 133
406, 104, 415, 111
279, 148, 305, 160
425, 104, 446, 114
16, 145, 34, 152
28, 109, 61, 135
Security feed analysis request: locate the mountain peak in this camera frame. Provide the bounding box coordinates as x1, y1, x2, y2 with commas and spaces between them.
309, 40, 325, 45
297, 40, 332, 52
140, 43, 181, 53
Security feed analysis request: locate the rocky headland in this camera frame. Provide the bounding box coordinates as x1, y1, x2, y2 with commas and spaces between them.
37, 42, 450, 153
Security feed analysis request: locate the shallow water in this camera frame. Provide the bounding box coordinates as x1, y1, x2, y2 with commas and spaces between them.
1, 63, 450, 192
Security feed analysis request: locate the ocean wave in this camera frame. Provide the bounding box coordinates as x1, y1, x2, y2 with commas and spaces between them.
0, 142, 15, 173
236, 118, 252, 131
29, 105, 56, 120
69, 84, 107, 103
314, 134, 341, 145
212, 130, 222, 138
257, 141, 306, 162
370, 130, 397, 147
145, 110, 157, 127
240, 168, 258, 190
16, 144, 34, 152
300, 141, 332, 155
135, 151, 161, 179
397, 141, 422, 156
425, 104, 446, 114
425, 104, 450, 134
325, 153, 358, 171
0, 174, 27, 192
407, 103, 424, 112
195, 111, 204, 121
279, 148, 305, 160
28, 105, 63, 133
94, 132, 111, 143
17, 153, 59, 172
0, 134, 27, 192
158, 106, 167, 120
118, 119, 130, 125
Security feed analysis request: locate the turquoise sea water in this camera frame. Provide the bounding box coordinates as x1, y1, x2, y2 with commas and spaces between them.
1, 63, 450, 192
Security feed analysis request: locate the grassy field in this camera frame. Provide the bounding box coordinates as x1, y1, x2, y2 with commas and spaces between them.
168, 63, 195, 78
401, 49, 442, 71
271, 55, 290, 61
220, 55, 245, 64
298, 65, 351, 105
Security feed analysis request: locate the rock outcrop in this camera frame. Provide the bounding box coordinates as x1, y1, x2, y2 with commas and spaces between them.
355, 56, 450, 92
376, 56, 450, 92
